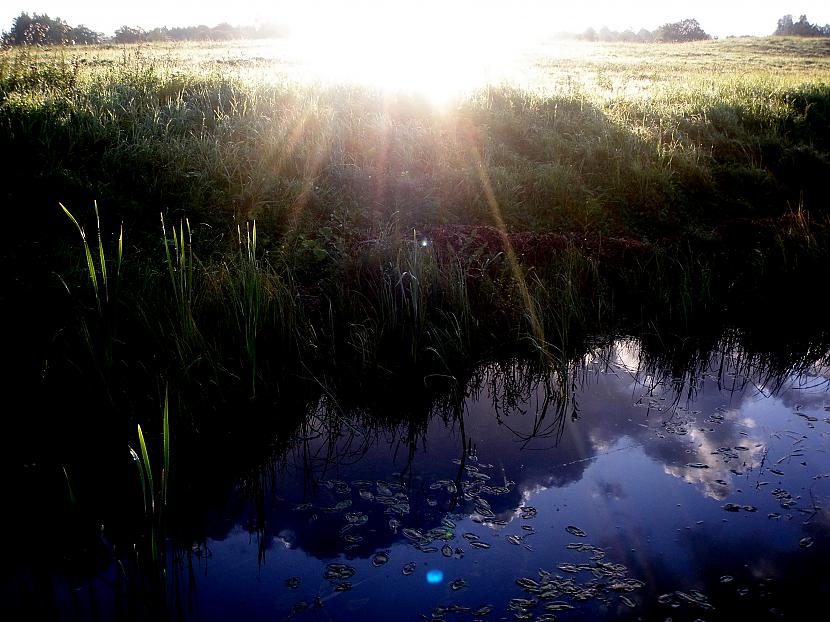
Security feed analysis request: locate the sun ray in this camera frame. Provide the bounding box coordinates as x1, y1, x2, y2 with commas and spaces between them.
465, 140, 547, 357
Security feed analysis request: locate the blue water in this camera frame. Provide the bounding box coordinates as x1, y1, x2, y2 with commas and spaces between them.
36, 341, 830, 620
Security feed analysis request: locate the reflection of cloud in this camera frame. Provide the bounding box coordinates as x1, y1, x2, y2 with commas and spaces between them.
593, 480, 626, 500
200, 339, 826, 564
662, 465, 730, 500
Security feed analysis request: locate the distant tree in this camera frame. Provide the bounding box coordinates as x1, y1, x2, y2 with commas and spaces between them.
69, 25, 102, 45
637, 28, 655, 43
581, 27, 597, 42
793, 14, 823, 36
2, 12, 72, 45
114, 26, 146, 43
774, 14, 795, 35
620, 29, 636, 43
655, 18, 710, 43
774, 14, 827, 37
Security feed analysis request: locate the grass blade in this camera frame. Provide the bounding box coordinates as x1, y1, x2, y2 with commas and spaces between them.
137, 423, 155, 513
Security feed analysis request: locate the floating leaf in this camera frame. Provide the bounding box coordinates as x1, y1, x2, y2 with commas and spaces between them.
686, 463, 710, 469
450, 578, 467, 591
441, 544, 453, 557
470, 541, 491, 549
565, 525, 587, 537
324, 563, 355, 581
516, 577, 540, 591
799, 536, 814, 548
372, 551, 389, 567
285, 577, 301, 589
402, 528, 423, 541
620, 595, 636, 608
345, 512, 368, 525
402, 561, 416, 576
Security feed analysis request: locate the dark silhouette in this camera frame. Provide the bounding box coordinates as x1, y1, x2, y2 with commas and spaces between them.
2, 12, 102, 45
654, 18, 711, 42
1, 12, 292, 46
774, 14, 830, 37
579, 19, 705, 43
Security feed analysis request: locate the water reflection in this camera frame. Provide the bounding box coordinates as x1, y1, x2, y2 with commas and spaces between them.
177, 339, 829, 621
9, 338, 830, 621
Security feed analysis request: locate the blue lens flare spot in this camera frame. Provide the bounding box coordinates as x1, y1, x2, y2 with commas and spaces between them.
426, 569, 444, 584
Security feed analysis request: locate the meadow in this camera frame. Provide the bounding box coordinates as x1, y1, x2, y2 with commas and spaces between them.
3, 36, 830, 620
2, 35, 829, 409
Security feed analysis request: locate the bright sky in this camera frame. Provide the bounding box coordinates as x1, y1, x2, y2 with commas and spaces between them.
1, 1, 829, 39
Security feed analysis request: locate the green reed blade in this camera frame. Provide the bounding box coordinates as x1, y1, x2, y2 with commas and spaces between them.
137, 423, 155, 513
162, 386, 170, 508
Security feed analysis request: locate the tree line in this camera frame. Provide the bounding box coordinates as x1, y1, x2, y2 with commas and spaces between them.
580, 19, 710, 43
773, 15, 830, 37
1, 13, 101, 45
3, 12, 830, 47
582, 14, 830, 43
1, 13, 289, 46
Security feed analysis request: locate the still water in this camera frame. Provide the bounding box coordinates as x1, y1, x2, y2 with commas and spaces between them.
51, 340, 830, 620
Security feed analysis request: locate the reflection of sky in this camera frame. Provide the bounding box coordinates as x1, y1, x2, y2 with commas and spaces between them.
184, 341, 830, 621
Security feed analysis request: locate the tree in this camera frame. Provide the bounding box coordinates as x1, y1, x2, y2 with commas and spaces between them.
637, 28, 655, 43
774, 14, 795, 35
774, 14, 827, 37
655, 18, 710, 43
114, 26, 146, 44
2, 12, 72, 45
70, 25, 102, 45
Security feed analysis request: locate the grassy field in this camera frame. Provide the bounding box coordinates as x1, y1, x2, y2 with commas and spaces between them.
1, 36, 829, 422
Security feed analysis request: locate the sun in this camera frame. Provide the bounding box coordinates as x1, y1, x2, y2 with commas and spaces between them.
284, 1, 529, 103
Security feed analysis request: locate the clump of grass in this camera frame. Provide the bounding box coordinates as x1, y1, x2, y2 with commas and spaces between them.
129, 387, 171, 567
61, 200, 122, 316
161, 215, 203, 363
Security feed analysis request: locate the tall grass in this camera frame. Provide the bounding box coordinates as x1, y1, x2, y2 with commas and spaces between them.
3, 37, 828, 247
4, 36, 829, 417
129, 387, 171, 568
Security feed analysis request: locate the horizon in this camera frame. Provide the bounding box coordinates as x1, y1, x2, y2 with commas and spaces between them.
2, 1, 830, 41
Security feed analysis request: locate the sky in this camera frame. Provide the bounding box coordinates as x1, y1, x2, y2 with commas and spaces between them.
1, 1, 829, 39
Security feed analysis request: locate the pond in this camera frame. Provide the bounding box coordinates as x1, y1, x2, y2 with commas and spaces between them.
13, 339, 830, 621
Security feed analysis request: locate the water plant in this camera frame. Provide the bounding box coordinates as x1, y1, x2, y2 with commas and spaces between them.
129, 387, 171, 568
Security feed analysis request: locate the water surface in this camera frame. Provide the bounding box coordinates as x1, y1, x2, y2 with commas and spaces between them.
140, 341, 830, 621
34, 340, 830, 620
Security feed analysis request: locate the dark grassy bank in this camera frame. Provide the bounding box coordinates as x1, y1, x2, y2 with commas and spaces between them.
2, 38, 829, 429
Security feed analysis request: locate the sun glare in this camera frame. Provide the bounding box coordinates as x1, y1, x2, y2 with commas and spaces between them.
285, 1, 528, 103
